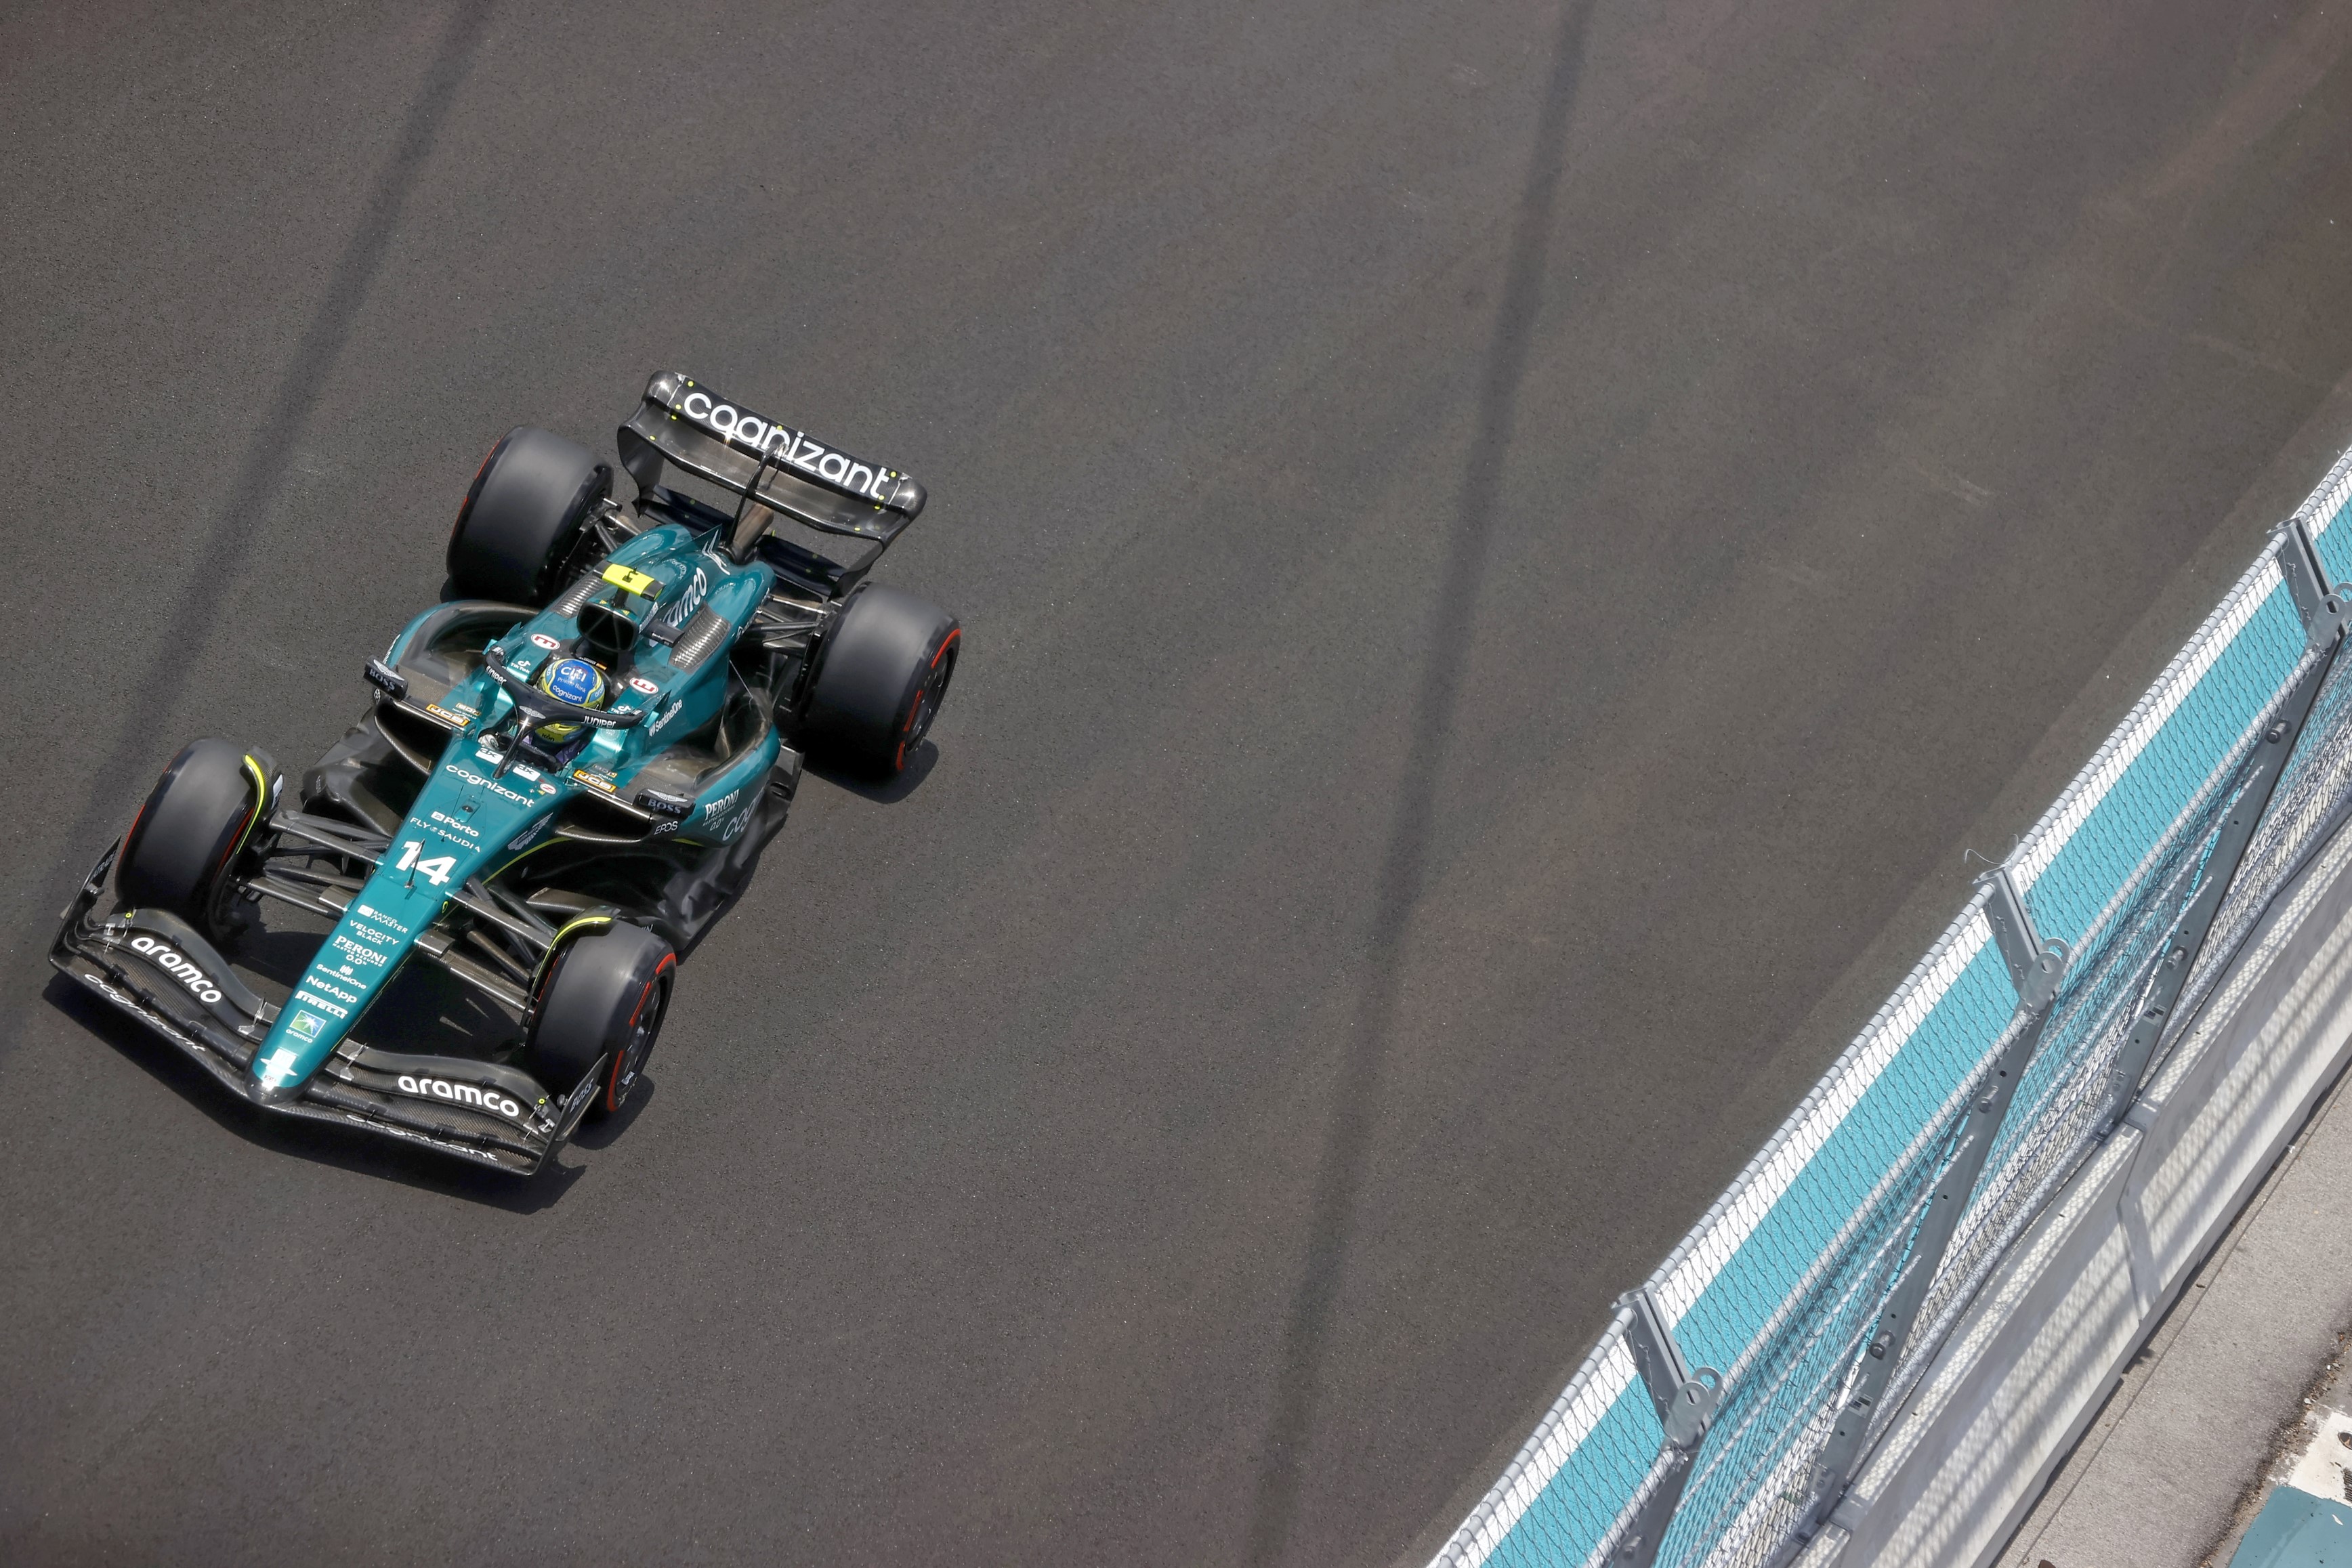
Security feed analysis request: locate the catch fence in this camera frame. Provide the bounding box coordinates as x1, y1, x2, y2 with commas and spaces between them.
1429, 440, 2352, 1568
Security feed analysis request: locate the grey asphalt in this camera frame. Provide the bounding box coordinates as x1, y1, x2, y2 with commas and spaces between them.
4, 3, 2351, 1565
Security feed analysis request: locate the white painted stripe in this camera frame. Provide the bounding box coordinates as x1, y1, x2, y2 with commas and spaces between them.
2011, 558, 2279, 896
1432, 912, 1992, 1568
1656, 912, 1990, 1322
1429, 555, 2273, 1563
2298, 444, 2352, 539
1431, 444, 2352, 1568
1433, 1335, 1641, 1567
2000, 541, 2289, 913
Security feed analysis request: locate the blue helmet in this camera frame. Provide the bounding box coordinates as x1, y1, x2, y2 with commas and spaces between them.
531, 656, 608, 744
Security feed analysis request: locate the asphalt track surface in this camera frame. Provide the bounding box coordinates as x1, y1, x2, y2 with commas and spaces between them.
6, 3, 2352, 1564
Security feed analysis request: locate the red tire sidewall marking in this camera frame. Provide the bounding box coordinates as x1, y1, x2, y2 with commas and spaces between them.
893, 627, 961, 772
449, 435, 504, 549
120, 797, 152, 872
608, 954, 676, 1110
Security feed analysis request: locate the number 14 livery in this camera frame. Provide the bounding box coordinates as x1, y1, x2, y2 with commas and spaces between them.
52, 373, 962, 1174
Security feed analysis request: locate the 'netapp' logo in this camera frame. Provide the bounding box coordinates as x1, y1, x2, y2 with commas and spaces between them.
396, 1074, 526, 1122
676, 390, 898, 501
128, 935, 224, 1004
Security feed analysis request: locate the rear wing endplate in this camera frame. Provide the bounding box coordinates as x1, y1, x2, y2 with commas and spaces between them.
616, 371, 926, 545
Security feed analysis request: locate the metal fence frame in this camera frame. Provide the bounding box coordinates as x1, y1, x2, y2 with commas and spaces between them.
1426, 439, 2352, 1568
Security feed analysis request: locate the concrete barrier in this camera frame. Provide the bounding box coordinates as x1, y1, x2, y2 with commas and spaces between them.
1802, 809, 2352, 1567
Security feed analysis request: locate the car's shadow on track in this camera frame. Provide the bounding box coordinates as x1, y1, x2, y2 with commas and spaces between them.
808, 738, 938, 804
564, 1077, 654, 1147
46, 973, 589, 1212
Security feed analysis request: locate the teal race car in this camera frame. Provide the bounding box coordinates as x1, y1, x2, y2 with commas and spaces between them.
51, 372, 961, 1175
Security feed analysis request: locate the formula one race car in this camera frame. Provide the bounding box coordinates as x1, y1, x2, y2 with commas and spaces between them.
51, 372, 959, 1174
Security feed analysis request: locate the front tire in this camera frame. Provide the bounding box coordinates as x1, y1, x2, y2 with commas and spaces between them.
446, 426, 610, 606
117, 739, 268, 940
525, 920, 674, 1121
801, 585, 961, 777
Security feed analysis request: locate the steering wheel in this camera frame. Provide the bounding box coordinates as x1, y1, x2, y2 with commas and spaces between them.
482, 644, 648, 731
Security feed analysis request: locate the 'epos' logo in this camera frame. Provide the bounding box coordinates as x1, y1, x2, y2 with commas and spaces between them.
676, 389, 896, 501
397, 1074, 526, 1121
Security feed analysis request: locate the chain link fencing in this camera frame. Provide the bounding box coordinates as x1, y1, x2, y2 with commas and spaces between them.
1428, 440, 2352, 1568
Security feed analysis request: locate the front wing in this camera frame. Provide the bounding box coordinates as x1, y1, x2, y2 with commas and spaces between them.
51, 846, 600, 1176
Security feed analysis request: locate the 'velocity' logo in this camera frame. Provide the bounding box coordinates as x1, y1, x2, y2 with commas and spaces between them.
675, 389, 899, 501
396, 1074, 527, 1122
128, 934, 224, 1004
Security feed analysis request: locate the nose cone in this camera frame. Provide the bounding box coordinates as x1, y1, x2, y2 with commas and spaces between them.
251, 879, 440, 1099
251, 740, 562, 1095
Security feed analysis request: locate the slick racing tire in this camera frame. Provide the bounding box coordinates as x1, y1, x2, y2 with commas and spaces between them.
801, 585, 961, 778
116, 739, 268, 940
526, 920, 674, 1122
446, 426, 611, 607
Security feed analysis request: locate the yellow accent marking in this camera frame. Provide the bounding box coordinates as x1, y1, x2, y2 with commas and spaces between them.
530, 914, 614, 1002
230, 755, 272, 860
602, 563, 659, 598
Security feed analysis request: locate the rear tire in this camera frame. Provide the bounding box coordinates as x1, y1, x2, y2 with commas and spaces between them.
117, 739, 268, 940
525, 920, 674, 1121
446, 427, 610, 606
801, 585, 961, 777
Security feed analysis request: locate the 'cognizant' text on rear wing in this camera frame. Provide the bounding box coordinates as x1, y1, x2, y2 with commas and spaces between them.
618, 371, 927, 553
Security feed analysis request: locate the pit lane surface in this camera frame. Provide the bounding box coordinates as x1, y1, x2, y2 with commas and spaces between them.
6, 3, 2352, 1563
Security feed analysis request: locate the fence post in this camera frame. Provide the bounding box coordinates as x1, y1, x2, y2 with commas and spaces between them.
1783, 525, 2347, 1554
1605, 1286, 1722, 1568
2099, 528, 2349, 1130
1788, 866, 2066, 1542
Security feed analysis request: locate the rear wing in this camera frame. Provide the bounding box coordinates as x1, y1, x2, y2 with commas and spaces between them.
616, 371, 927, 546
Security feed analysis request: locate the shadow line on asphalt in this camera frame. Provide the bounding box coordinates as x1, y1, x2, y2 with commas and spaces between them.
3, 1, 496, 1074
45, 974, 582, 1212
1242, 3, 1601, 1562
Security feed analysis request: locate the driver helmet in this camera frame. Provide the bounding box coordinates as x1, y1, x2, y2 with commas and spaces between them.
530, 655, 609, 745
